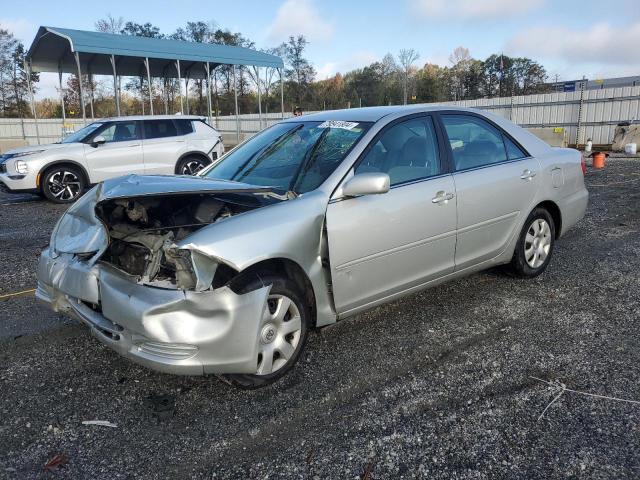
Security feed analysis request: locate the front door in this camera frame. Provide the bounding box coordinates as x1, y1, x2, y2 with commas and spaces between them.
84, 120, 144, 183
439, 113, 540, 270
326, 115, 457, 315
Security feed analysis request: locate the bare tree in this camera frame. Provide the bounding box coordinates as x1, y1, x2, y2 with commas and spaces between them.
398, 48, 419, 105
95, 14, 125, 34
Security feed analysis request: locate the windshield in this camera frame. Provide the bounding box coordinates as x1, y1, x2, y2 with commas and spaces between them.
61, 122, 105, 143
203, 121, 371, 194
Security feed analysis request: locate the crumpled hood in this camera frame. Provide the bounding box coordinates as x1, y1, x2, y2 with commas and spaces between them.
51, 174, 275, 259
97, 174, 274, 200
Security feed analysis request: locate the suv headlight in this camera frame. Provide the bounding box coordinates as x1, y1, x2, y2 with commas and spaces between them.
15, 160, 28, 174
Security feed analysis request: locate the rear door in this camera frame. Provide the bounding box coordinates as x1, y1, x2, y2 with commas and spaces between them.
141, 119, 189, 175
438, 112, 540, 270
83, 120, 144, 182
326, 115, 457, 314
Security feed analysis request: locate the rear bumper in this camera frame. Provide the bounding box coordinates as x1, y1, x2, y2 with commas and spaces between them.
36, 248, 268, 375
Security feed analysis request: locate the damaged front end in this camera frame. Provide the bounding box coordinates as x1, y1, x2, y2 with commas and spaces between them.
37, 175, 289, 375
96, 193, 261, 291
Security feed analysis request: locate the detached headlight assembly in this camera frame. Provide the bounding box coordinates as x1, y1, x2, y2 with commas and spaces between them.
15, 160, 28, 174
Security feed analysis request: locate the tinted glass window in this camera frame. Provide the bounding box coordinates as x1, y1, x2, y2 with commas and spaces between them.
144, 120, 178, 139
441, 115, 507, 170
95, 121, 140, 143
504, 136, 527, 160
205, 121, 370, 194
175, 119, 194, 135
62, 122, 104, 143
355, 117, 441, 185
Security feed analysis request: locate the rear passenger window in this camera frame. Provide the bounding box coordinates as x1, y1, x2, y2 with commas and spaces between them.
504, 136, 527, 160
441, 115, 508, 171
355, 116, 441, 186
175, 119, 194, 135
144, 120, 178, 139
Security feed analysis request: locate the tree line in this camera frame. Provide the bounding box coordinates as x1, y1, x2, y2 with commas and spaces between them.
0, 18, 551, 119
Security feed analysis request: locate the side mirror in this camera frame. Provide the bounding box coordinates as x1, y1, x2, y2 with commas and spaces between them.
342, 172, 390, 197
91, 135, 106, 147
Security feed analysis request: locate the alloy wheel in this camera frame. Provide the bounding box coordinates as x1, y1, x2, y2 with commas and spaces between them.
48, 170, 82, 201
180, 160, 206, 175
524, 218, 552, 268
256, 294, 302, 375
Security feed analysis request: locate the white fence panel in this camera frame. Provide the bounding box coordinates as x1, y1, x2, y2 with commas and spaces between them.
1, 85, 639, 147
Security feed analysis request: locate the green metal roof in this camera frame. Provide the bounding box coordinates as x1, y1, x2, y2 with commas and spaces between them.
27, 26, 283, 78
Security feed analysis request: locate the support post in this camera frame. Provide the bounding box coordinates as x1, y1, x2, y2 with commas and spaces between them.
279, 68, 284, 119
175, 60, 184, 114
88, 70, 95, 119
74, 51, 86, 123
163, 75, 168, 114
205, 62, 212, 125
26, 60, 40, 145
233, 64, 240, 144
58, 65, 66, 139
213, 67, 219, 129
185, 74, 190, 115
575, 77, 586, 147
254, 66, 262, 130
110, 55, 120, 116
144, 57, 153, 115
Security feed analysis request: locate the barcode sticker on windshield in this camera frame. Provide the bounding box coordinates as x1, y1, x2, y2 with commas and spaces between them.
317, 121, 359, 130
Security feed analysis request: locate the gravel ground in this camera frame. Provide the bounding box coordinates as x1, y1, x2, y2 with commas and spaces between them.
0, 159, 639, 479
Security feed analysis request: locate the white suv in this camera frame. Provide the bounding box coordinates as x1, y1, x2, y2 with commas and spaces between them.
0, 115, 224, 203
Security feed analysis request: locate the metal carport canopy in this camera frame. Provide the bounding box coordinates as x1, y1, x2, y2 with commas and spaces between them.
24, 26, 285, 144
27, 26, 284, 78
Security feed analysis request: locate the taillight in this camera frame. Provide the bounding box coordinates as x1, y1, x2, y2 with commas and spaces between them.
580, 155, 587, 175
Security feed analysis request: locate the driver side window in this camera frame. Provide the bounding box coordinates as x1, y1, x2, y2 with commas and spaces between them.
355, 116, 441, 186
95, 121, 140, 143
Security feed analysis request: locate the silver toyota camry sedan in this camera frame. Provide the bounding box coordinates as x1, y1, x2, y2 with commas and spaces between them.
36, 106, 588, 388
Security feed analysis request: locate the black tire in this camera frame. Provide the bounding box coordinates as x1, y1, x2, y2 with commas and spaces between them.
508, 207, 556, 278
41, 165, 86, 204
176, 156, 210, 176
224, 274, 311, 389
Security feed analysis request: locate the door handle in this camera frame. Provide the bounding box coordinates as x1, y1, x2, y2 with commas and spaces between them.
432, 191, 455, 204
520, 169, 537, 180
127, 143, 141, 147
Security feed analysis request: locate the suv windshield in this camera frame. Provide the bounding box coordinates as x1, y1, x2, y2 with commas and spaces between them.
61, 123, 105, 143
204, 121, 371, 194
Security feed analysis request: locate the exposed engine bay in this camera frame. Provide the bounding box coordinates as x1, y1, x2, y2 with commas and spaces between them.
95, 193, 275, 290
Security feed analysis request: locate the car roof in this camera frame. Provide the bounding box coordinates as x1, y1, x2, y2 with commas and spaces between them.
282, 105, 483, 123
98, 115, 206, 122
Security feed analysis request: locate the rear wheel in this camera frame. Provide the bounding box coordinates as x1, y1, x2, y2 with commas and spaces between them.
224, 275, 310, 389
176, 156, 209, 175
508, 208, 555, 278
41, 165, 85, 203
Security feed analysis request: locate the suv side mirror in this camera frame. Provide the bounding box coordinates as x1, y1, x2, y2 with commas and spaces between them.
91, 135, 106, 147
342, 172, 390, 197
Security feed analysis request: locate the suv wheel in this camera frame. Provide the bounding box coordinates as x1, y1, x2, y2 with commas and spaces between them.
224, 275, 311, 389
176, 156, 209, 175
41, 165, 85, 203
508, 208, 556, 278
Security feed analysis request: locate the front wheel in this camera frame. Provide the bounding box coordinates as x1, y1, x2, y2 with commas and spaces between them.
508, 208, 556, 278
224, 275, 311, 389
41, 165, 85, 203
